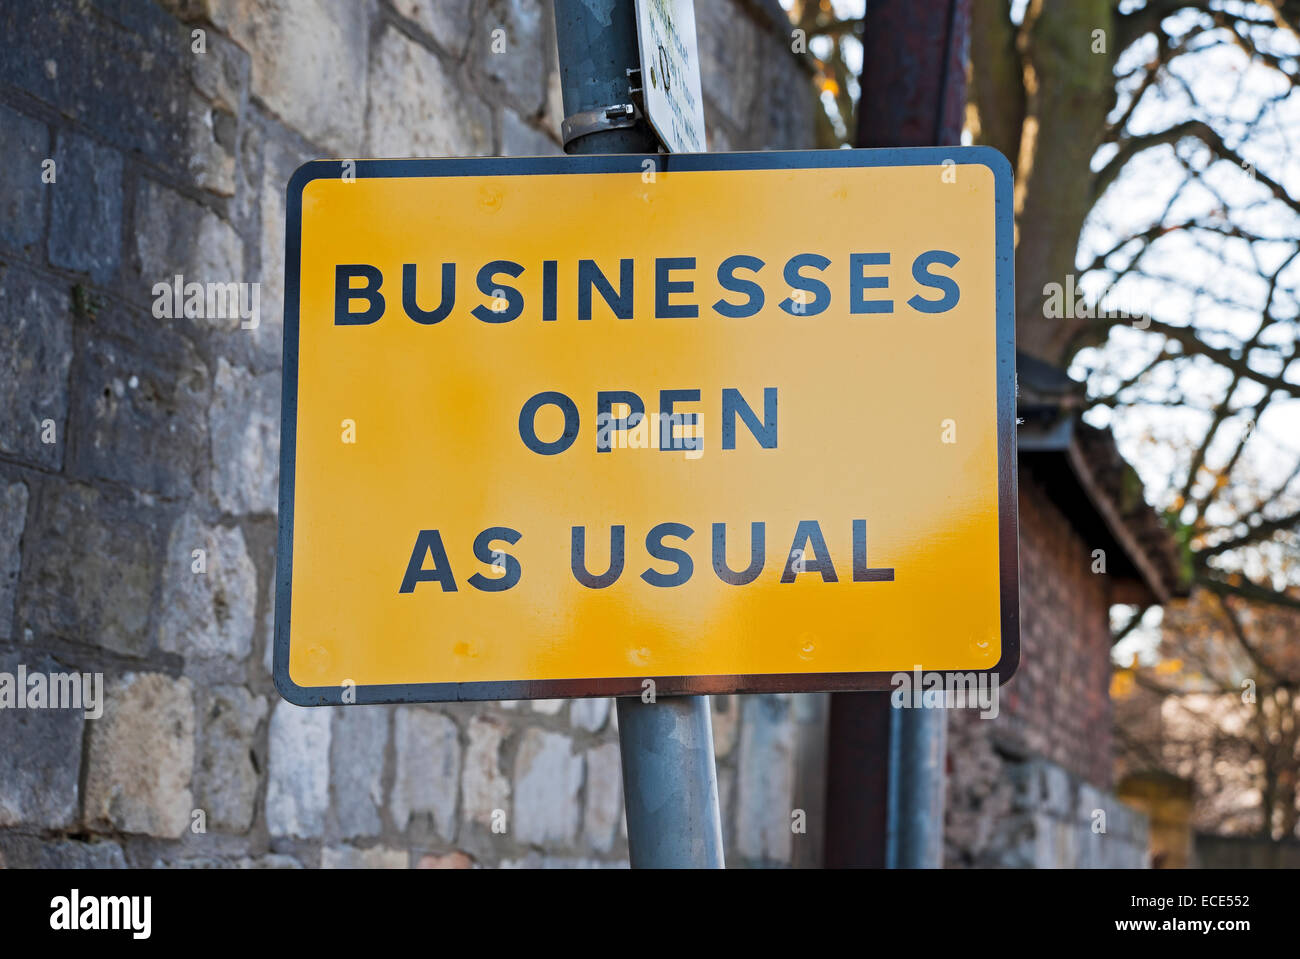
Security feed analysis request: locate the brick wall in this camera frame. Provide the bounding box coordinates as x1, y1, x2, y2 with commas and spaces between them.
0, 0, 819, 868
944, 466, 1147, 867
1003, 466, 1117, 788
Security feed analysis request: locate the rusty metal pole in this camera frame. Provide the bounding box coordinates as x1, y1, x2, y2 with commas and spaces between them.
552, 0, 724, 869
825, 0, 971, 870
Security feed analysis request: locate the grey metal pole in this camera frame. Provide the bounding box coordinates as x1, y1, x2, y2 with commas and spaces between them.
887, 705, 947, 868
552, 0, 725, 868
616, 696, 725, 868
553, 0, 659, 155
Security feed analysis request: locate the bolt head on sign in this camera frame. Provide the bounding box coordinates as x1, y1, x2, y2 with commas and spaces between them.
273, 148, 1018, 706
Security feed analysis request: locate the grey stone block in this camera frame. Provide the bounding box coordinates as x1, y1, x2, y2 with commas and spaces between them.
186, 92, 238, 198
697, 0, 762, 132
711, 694, 739, 758
47, 132, 122, 284
157, 512, 257, 660
67, 307, 210, 497
391, 708, 460, 839
735, 694, 796, 863
1043, 759, 1075, 818
0, 651, 86, 829
195, 684, 267, 832
501, 109, 561, 156
187, 30, 248, 196
0, 263, 73, 470
0, 836, 126, 869
1029, 811, 1055, 868
266, 698, 331, 838
265, 696, 330, 836
569, 696, 610, 733
1078, 783, 1113, 840
474, 0, 549, 115
0, 479, 30, 640
366, 26, 493, 158
582, 742, 622, 853
332, 705, 389, 838
19, 481, 163, 655
212, 0, 370, 154
134, 179, 245, 329
191, 24, 251, 115
261, 569, 275, 679
209, 358, 279, 515
0, 104, 47, 250
251, 144, 289, 365
753, 50, 818, 150
513, 728, 583, 845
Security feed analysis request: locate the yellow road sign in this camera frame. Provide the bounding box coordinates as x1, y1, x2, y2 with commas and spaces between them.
274, 148, 1018, 705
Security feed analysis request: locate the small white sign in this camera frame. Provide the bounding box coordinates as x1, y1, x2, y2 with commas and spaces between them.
634, 0, 707, 153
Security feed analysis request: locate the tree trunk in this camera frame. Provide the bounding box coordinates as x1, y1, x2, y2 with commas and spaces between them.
970, 0, 1116, 363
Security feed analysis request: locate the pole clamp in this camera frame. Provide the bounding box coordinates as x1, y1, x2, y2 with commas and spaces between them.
561, 102, 642, 147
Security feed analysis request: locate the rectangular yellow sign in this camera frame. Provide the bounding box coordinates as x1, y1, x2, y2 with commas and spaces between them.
274, 148, 1018, 705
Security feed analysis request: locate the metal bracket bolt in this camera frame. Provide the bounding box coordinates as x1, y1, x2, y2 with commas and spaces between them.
561, 102, 643, 148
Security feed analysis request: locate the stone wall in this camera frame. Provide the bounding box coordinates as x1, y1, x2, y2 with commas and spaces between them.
945, 752, 1149, 869
0, 0, 820, 868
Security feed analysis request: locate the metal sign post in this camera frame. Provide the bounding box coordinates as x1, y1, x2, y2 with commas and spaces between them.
554, 0, 724, 870
887, 703, 947, 868
858, 0, 970, 870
